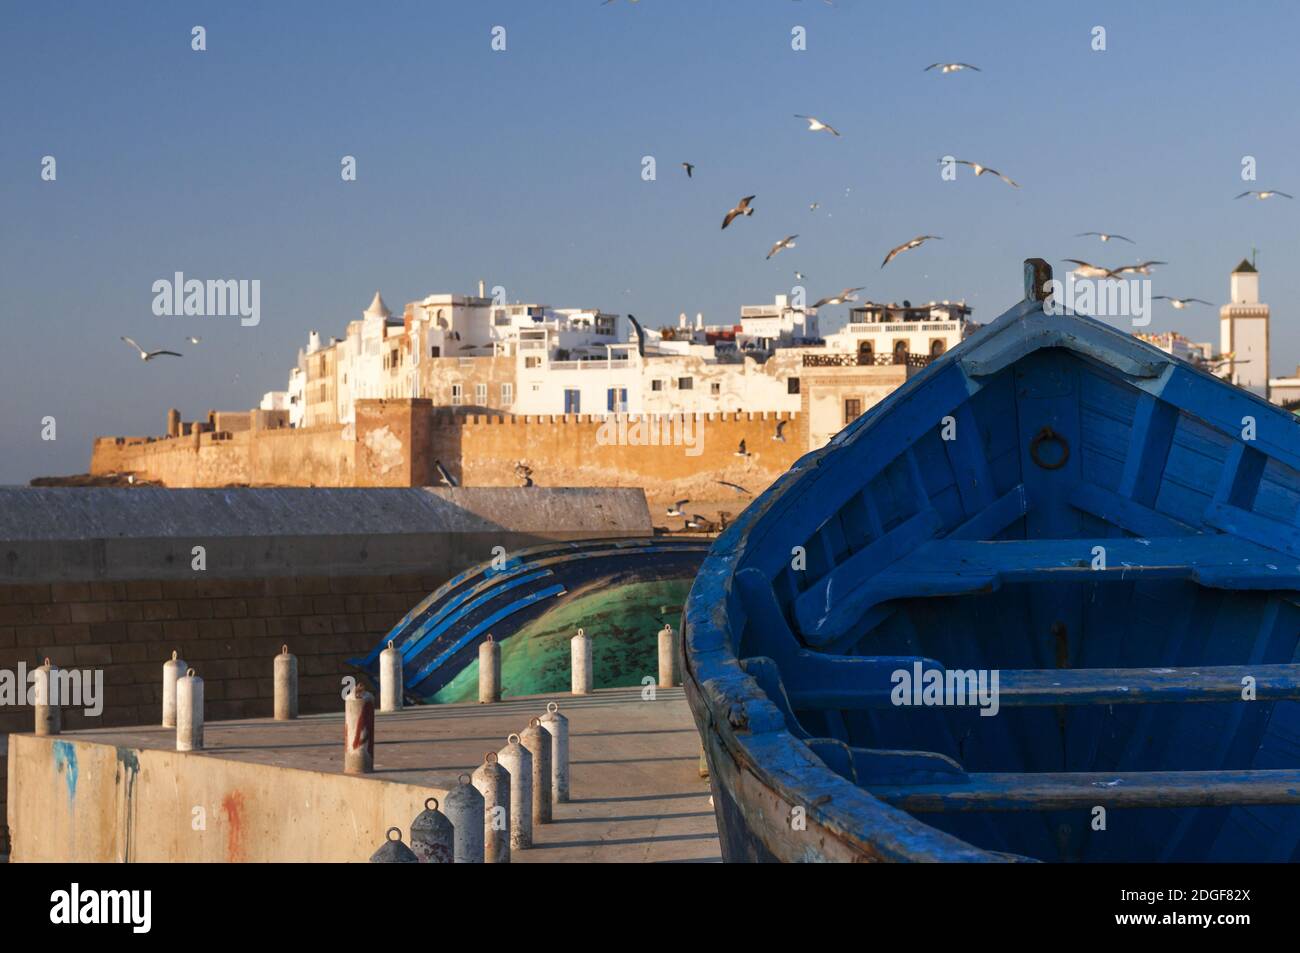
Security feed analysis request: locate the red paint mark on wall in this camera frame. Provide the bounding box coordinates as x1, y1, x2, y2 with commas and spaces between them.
222, 791, 246, 861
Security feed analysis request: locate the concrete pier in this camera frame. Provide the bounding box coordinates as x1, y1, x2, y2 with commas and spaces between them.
6, 687, 718, 863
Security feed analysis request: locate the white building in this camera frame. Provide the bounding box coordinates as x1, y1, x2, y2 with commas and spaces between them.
1220, 259, 1269, 398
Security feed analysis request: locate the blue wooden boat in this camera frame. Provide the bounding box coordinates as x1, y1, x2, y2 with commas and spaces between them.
352, 537, 708, 701
683, 260, 1300, 862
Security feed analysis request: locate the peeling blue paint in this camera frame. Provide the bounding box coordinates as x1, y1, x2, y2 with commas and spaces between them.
52, 740, 78, 801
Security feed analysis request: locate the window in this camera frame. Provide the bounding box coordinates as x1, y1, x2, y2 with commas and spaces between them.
651, 379, 664, 392
475, 383, 487, 405
501, 383, 514, 405
391, 348, 400, 368
844, 398, 862, 425
429, 346, 440, 358
564, 389, 581, 414
930, 339, 946, 357
607, 388, 628, 412
678, 377, 693, 390
451, 384, 463, 406
787, 377, 800, 394
525, 356, 541, 369
858, 341, 874, 365
711, 382, 721, 396
893, 340, 910, 365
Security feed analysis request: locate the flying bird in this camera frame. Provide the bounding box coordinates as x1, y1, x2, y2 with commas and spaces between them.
925, 62, 980, 73
1076, 232, 1134, 244
735, 439, 750, 457
794, 270, 808, 281
1113, 260, 1166, 276
681, 162, 694, 178
809, 202, 820, 211
717, 480, 752, 496
812, 287, 865, 308
120, 336, 182, 361
1235, 190, 1292, 200
433, 460, 458, 487
773, 420, 788, 442
1064, 259, 1119, 279
666, 499, 689, 517
767, 235, 798, 259
184, 335, 202, 344
1154, 296, 1211, 309
946, 158, 1018, 187
721, 195, 756, 230
881, 235, 941, 269
795, 115, 840, 136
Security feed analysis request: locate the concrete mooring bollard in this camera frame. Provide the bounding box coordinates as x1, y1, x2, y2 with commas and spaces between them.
370, 827, 418, 863
176, 668, 204, 751
379, 640, 403, 713
409, 797, 454, 863
344, 683, 375, 774
521, 717, 553, 825
478, 634, 501, 704
472, 751, 511, 864
658, 624, 678, 688
274, 645, 298, 720
33, 657, 61, 737
497, 733, 533, 849
162, 650, 185, 727
444, 773, 486, 864
539, 701, 569, 803
571, 627, 593, 695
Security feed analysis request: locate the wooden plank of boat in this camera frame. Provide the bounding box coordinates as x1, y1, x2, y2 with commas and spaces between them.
870, 769, 1300, 813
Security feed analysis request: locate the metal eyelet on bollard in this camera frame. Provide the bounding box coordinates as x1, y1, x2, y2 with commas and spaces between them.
473, 751, 511, 863
409, 797, 454, 863
496, 732, 533, 849
539, 702, 569, 804
370, 827, 418, 863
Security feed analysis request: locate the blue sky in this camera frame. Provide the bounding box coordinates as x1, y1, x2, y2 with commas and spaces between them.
2, 0, 1297, 483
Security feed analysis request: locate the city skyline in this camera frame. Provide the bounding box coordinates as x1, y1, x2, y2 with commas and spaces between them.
4, 0, 1299, 484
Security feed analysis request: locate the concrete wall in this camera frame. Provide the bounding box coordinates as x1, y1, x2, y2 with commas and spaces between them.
7, 734, 443, 862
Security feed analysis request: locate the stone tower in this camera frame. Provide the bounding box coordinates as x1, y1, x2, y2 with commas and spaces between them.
1219, 258, 1269, 398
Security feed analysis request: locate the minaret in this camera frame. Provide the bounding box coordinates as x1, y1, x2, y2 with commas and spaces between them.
1219, 258, 1269, 398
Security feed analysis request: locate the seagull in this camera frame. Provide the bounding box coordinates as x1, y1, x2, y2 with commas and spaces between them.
1113, 260, 1166, 276
735, 439, 750, 457
184, 335, 202, 344
721, 195, 756, 230
1235, 189, 1292, 200
794, 270, 808, 281
925, 62, 980, 73
946, 158, 1018, 187
433, 459, 458, 487
812, 287, 865, 308
717, 480, 752, 496
1076, 232, 1135, 244
681, 162, 694, 178
1064, 259, 1120, 279
685, 514, 707, 530
773, 420, 788, 442
766, 235, 798, 260
120, 336, 182, 361
809, 202, 820, 211
795, 115, 840, 136
1154, 296, 1212, 309
666, 499, 689, 517
881, 235, 941, 269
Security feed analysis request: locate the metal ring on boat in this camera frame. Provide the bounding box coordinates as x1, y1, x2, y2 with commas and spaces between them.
1030, 426, 1069, 470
